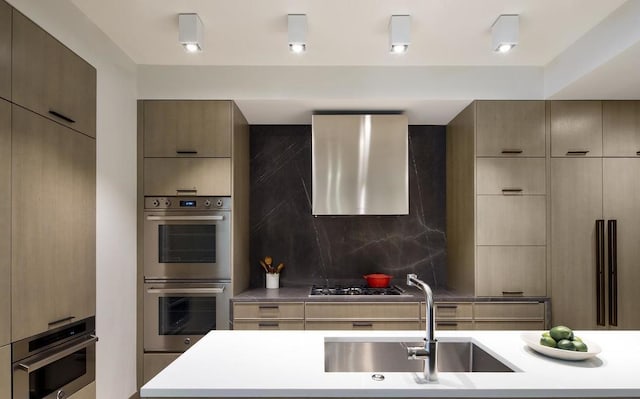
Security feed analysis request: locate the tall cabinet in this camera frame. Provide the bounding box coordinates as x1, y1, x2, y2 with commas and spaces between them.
551, 101, 640, 329
0, 0, 10, 101
0, 100, 10, 350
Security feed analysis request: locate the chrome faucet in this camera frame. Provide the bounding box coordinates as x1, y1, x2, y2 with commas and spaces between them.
406, 273, 437, 382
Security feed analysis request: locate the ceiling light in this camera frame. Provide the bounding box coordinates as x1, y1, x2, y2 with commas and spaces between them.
492, 14, 519, 53
288, 14, 307, 54
389, 15, 410, 54
179, 13, 203, 53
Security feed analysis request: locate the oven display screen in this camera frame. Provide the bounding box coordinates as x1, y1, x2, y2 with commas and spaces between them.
180, 200, 196, 207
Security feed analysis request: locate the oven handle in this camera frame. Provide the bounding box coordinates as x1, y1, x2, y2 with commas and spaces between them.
146, 287, 226, 294
17, 335, 98, 372
146, 215, 224, 221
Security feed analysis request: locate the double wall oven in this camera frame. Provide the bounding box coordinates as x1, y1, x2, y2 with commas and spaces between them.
143, 196, 232, 352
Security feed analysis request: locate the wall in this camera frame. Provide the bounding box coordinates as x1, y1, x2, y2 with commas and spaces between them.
250, 125, 446, 288
6, 1, 138, 398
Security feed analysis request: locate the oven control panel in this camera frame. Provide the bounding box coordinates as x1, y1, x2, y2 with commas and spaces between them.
144, 196, 231, 210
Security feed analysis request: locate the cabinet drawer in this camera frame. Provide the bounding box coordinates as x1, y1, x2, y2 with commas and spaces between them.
233, 302, 304, 319
551, 101, 602, 157
474, 321, 545, 330
476, 158, 546, 195
421, 303, 473, 320
0, 1, 9, 101
12, 11, 96, 137
305, 302, 419, 320
474, 302, 545, 320
476, 101, 546, 157
144, 158, 231, 196
421, 321, 474, 331
476, 246, 546, 297
305, 320, 420, 331
233, 320, 304, 330
476, 196, 546, 245
143, 100, 232, 157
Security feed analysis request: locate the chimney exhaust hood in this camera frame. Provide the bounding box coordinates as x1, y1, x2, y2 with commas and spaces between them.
312, 114, 408, 215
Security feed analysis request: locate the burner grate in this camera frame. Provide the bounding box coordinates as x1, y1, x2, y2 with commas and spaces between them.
309, 285, 405, 296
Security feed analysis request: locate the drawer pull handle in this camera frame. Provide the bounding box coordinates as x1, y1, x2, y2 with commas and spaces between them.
566, 150, 589, 155
258, 322, 279, 328
502, 291, 524, 296
436, 322, 458, 327
436, 305, 458, 309
48, 316, 75, 326
501, 149, 523, 154
49, 110, 76, 124
258, 305, 279, 310
501, 188, 523, 194
176, 189, 197, 195
352, 322, 373, 327
176, 150, 198, 155
636, 151, 640, 156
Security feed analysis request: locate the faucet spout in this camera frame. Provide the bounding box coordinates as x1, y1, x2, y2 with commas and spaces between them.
406, 273, 437, 382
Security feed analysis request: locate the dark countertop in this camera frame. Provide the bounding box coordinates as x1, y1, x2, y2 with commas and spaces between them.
231, 286, 549, 303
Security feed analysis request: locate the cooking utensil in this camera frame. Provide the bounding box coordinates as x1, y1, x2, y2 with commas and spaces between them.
363, 274, 393, 288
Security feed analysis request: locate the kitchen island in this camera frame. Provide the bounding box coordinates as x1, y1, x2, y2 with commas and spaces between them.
141, 330, 640, 398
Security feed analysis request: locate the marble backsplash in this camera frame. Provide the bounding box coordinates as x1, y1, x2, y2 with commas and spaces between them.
249, 125, 446, 289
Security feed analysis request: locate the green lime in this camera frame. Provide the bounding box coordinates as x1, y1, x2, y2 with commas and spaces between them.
550, 326, 574, 341
573, 336, 583, 343
573, 341, 588, 352
557, 339, 576, 351
540, 336, 557, 348
542, 331, 551, 338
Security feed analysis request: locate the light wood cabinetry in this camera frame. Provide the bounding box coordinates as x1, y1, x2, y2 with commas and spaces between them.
305, 302, 420, 331
143, 100, 232, 157
447, 101, 548, 298
0, 100, 9, 346
143, 353, 180, 385
550, 101, 602, 157
11, 10, 96, 137
0, 344, 9, 399
476, 100, 546, 157
603, 101, 640, 157
0, 0, 10, 101
475, 302, 546, 330
233, 302, 305, 330
67, 382, 96, 399
306, 320, 419, 330
11, 106, 95, 341
234, 320, 305, 330
421, 302, 473, 331
143, 157, 231, 196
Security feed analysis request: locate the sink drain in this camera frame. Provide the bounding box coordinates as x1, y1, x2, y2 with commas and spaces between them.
371, 374, 385, 381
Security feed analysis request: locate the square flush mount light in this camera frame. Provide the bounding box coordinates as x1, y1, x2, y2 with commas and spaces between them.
288, 14, 307, 53
492, 14, 519, 53
389, 15, 410, 54
179, 13, 203, 53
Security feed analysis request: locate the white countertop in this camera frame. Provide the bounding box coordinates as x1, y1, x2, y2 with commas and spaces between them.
141, 330, 640, 398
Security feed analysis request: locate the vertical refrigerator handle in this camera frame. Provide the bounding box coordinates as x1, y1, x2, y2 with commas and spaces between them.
608, 220, 618, 326
596, 220, 606, 326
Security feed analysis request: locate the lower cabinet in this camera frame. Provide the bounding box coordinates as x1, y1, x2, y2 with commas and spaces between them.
421, 302, 473, 331
234, 320, 304, 330
232, 302, 305, 330
0, 344, 9, 399
143, 353, 181, 385
305, 320, 419, 330
68, 382, 96, 399
474, 302, 546, 330
305, 302, 420, 330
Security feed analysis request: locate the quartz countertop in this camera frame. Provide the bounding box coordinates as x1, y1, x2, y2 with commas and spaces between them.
140, 329, 639, 398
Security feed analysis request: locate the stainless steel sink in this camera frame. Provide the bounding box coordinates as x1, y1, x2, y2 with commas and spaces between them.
324, 340, 515, 373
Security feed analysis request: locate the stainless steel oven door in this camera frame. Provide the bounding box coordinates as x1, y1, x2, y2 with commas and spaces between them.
143, 210, 231, 280
144, 282, 231, 352
12, 334, 97, 399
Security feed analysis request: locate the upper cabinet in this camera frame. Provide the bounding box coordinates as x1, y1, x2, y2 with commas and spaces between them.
550, 101, 602, 157
143, 100, 232, 157
0, 100, 9, 346
0, 0, 10, 101
12, 10, 96, 137
603, 101, 640, 157
476, 101, 546, 157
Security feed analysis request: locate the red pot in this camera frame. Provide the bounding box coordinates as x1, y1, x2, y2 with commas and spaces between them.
363, 273, 393, 288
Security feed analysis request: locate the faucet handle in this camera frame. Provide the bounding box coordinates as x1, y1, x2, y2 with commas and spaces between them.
407, 273, 417, 286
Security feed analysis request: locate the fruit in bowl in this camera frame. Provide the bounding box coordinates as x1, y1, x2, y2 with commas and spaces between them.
539, 326, 588, 352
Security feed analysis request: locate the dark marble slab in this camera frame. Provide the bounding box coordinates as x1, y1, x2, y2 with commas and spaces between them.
249, 125, 447, 289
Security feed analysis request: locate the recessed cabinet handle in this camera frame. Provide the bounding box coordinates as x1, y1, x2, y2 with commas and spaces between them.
258, 322, 279, 328
352, 322, 373, 327
566, 150, 589, 155
636, 151, 640, 156
501, 149, 523, 154
501, 188, 523, 194
436, 305, 458, 309
258, 305, 279, 310
48, 316, 75, 326
176, 189, 197, 195
48, 110, 76, 124
502, 291, 524, 296
176, 150, 198, 155
436, 322, 458, 327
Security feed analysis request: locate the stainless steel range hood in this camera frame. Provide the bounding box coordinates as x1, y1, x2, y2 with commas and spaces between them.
312, 114, 408, 215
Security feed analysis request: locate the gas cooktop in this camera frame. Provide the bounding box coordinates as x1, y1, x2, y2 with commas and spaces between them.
309, 285, 406, 296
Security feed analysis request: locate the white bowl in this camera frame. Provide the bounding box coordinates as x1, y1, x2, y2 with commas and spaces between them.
521, 332, 601, 361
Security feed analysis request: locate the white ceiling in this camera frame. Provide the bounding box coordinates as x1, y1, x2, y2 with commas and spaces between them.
69, 0, 640, 124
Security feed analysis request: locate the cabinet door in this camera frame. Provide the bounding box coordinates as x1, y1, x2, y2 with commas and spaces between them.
603, 101, 640, 157
550, 101, 602, 157
67, 382, 95, 399
0, 344, 9, 399
144, 158, 231, 196
12, 106, 95, 341
550, 158, 602, 329
603, 158, 640, 329
476, 101, 546, 157
233, 320, 305, 330
233, 302, 304, 319
143, 100, 232, 157
476, 246, 546, 297
12, 11, 96, 137
0, 100, 9, 346
476, 158, 546, 195
143, 353, 180, 385
305, 320, 419, 330
0, 0, 10, 101
476, 196, 546, 245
